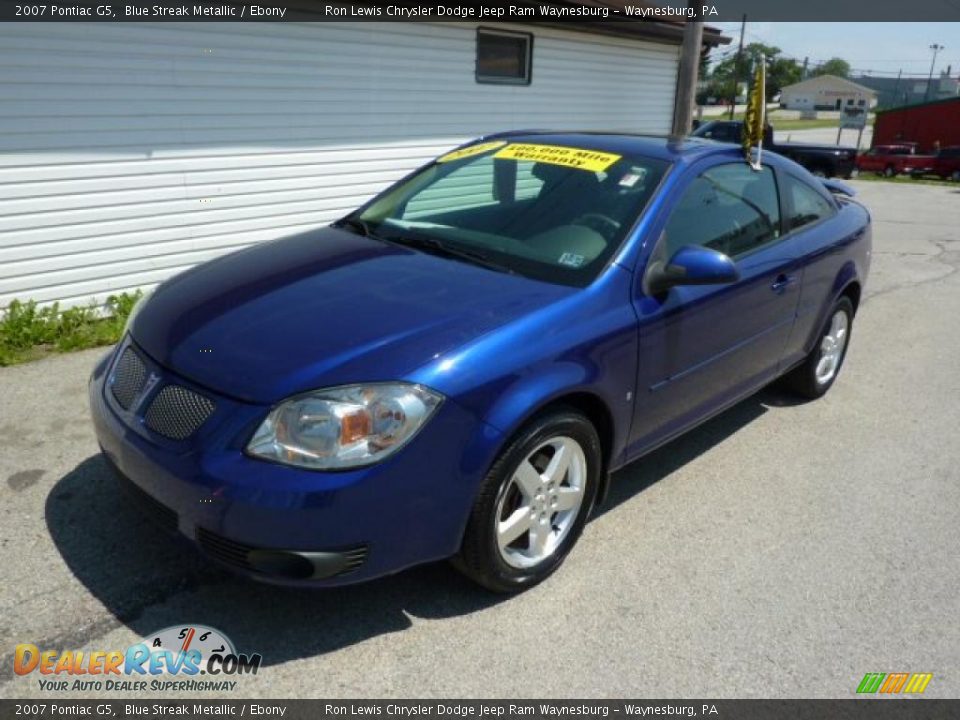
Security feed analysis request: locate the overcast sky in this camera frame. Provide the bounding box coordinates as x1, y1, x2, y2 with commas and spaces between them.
710, 22, 959, 78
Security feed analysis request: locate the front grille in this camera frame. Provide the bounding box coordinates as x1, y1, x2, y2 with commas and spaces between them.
338, 546, 369, 575
110, 347, 147, 410
114, 466, 179, 533
143, 384, 215, 440
196, 527, 369, 579
197, 527, 254, 571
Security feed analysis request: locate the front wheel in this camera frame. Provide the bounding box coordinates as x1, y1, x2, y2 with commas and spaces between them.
783, 296, 854, 399
455, 409, 601, 593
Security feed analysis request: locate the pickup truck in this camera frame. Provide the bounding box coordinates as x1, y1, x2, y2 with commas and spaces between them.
856, 144, 936, 177
910, 146, 960, 181
691, 120, 856, 179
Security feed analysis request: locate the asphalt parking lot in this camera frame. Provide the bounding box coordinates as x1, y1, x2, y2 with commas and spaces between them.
1, 180, 958, 699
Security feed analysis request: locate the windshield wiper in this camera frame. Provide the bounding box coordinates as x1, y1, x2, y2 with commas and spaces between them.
332, 216, 383, 241
386, 233, 516, 276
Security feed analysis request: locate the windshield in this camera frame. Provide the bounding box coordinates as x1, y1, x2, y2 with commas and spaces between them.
350, 140, 669, 287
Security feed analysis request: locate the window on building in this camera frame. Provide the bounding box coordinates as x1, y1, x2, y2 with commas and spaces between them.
476, 29, 532, 85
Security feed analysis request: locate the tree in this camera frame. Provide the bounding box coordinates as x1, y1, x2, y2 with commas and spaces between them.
704, 43, 803, 101
813, 57, 851, 78
767, 56, 803, 95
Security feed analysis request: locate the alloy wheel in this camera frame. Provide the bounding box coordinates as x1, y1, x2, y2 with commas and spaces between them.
815, 310, 849, 385
494, 436, 587, 569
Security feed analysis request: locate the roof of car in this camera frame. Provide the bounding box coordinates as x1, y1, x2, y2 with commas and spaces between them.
485, 130, 734, 164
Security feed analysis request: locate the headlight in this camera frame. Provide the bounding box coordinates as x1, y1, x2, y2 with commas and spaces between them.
246, 383, 443, 470
124, 289, 153, 334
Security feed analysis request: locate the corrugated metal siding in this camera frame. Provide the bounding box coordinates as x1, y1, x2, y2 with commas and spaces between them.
0, 22, 679, 309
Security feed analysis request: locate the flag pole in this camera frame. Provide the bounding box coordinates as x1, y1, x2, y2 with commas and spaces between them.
756, 56, 765, 169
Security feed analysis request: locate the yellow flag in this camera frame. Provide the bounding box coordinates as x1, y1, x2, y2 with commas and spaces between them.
742, 57, 766, 169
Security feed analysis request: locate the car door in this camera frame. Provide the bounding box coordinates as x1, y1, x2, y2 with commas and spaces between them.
627, 160, 803, 456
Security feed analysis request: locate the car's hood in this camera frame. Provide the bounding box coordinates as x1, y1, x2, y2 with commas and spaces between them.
131, 227, 572, 403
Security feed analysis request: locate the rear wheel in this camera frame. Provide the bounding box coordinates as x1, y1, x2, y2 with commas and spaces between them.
783, 296, 854, 399
883, 165, 895, 177
455, 409, 601, 593
952, 170, 960, 182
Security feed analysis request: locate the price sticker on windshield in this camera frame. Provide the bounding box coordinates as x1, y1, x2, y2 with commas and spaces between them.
494, 143, 621, 172
437, 140, 508, 163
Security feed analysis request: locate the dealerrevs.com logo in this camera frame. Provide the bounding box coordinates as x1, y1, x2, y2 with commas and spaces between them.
14, 625, 262, 692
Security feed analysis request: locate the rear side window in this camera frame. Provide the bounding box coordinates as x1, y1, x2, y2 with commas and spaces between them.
663, 163, 781, 258
784, 174, 836, 231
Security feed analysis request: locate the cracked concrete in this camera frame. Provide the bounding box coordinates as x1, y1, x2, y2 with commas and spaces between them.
1, 180, 958, 699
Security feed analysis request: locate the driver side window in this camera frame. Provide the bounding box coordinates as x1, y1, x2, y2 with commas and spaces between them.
663, 163, 781, 259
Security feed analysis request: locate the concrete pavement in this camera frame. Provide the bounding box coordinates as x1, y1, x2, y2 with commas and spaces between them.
1, 181, 958, 699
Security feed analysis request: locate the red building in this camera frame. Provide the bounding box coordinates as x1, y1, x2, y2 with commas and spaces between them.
873, 97, 960, 152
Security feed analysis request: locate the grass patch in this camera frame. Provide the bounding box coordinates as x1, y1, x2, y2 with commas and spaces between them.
851, 173, 956, 188
0, 291, 142, 367
710, 112, 872, 133
772, 118, 853, 131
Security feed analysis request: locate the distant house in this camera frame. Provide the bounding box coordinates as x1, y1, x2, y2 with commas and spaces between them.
779, 75, 878, 111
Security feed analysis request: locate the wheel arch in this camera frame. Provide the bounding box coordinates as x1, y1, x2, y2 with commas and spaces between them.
804, 264, 862, 355
484, 385, 621, 506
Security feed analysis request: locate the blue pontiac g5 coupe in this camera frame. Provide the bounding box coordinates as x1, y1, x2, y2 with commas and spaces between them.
89, 133, 871, 592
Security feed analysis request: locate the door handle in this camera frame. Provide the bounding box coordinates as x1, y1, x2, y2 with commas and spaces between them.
771, 274, 797, 293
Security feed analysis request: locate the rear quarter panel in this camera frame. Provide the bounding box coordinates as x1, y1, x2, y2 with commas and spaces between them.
781, 194, 871, 369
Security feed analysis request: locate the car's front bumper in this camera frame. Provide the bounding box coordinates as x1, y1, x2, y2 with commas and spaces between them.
88, 339, 501, 586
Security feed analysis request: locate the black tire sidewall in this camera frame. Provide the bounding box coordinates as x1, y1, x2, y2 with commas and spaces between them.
459, 410, 601, 592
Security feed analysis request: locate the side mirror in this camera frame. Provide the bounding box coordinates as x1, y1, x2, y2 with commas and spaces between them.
644, 245, 739, 296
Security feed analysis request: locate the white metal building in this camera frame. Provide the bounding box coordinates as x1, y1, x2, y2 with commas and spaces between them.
779, 75, 878, 112
0, 18, 725, 310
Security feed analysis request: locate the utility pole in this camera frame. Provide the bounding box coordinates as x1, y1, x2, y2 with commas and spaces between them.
925, 43, 944, 101
672, 1, 704, 136
801, 56, 809, 80
728, 13, 746, 120
891, 69, 902, 108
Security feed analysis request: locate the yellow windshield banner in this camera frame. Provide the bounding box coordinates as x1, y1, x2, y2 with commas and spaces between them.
742, 57, 766, 170
436, 140, 507, 163
494, 143, 622, 172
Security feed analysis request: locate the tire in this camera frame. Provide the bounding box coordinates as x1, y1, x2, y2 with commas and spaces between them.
811, 167, 828, 178
952, 170, 960, 182
783, 296, 855, 399
883, 165, 895, 177
455, 408, 602, 593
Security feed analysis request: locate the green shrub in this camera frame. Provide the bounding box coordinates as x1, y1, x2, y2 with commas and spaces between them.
0, 290, 143, 366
